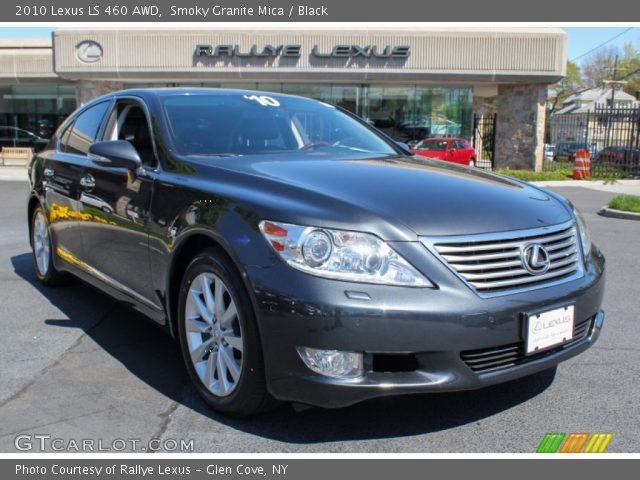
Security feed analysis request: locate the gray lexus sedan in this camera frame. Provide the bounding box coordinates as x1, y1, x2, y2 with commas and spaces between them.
28, 89, 605, 416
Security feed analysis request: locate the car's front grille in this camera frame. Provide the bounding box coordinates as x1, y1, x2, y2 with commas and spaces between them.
421, 221, 583, 296
460, 316, 593, 374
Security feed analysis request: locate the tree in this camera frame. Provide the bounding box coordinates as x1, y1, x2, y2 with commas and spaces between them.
548, 60, 582, 114
618, 42, 640, 97
581, 43, 640, 96
582, 46, 618, 88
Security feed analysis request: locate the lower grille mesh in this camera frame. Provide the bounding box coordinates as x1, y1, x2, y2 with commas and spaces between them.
460, 316, 593, 374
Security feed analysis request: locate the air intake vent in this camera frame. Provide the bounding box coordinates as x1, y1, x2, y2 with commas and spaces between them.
460, 316, 593, 374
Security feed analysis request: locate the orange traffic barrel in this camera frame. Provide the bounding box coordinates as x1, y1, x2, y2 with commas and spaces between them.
580, 149, 591, 178
573, 148, 590, 180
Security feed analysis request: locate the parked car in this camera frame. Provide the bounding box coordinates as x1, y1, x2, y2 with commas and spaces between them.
28, 89, 605, 416
553, 141, 590, 162
0, 126, 49, 151
399, 115, 462, 138
410, 137, 477, 166
594, 146, 640, 165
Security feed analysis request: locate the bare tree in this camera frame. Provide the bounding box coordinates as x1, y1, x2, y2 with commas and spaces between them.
582, 46, 619, 88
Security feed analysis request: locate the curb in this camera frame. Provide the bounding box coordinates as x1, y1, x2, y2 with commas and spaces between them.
598, 206, 640, 221
532, 179, 640, 187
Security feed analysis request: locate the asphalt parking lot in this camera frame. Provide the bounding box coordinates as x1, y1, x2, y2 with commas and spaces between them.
0, 179, 638, 453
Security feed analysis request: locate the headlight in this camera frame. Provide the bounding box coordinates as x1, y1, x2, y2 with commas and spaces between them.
259, 221, 433, 287
572, 206, 592, 257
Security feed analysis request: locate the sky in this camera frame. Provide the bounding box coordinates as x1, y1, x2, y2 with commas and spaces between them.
1, 26, 639, 68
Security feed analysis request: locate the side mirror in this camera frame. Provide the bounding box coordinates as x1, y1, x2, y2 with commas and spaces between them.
395, 141, 411, 152
89, 140, 142, 170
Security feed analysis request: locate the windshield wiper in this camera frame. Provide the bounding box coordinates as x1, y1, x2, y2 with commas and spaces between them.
333, 145, 378, 154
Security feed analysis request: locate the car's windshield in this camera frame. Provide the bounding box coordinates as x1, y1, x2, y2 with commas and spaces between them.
162, 93, 398, 157
415, 139, 448, 151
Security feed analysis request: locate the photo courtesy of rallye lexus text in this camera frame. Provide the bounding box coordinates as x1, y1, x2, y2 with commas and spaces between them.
27, 88, 605, 416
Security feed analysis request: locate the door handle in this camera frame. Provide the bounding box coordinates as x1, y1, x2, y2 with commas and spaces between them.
80, 175, 96, 190
43, 168, 54, 178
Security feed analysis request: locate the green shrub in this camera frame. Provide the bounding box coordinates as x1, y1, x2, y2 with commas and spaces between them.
608, 195, 640, 213
494, 169, 574, 181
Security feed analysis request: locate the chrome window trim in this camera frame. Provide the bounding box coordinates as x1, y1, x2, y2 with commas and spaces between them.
420, 220, 585, 298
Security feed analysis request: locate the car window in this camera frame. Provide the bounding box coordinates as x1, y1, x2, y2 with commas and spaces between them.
15, 129, 35, 139
162, 94, 398, 158
59, 122, 74, 150
108, 103, 156, 166
62, 101, 110, 155
415, 140, 448, 151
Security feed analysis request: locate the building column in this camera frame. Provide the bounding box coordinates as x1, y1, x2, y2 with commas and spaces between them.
75, 80, 124, 107
494, 84, 547, 171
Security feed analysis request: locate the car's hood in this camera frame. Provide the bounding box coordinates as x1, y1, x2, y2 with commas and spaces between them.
191, 154, 573, 238
411, 149, 444, 156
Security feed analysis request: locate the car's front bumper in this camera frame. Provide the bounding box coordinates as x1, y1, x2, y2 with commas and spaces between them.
245, 244, 605, 408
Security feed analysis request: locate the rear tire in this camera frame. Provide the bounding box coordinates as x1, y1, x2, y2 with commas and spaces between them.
177, 248, 278, 417
31, 205, 67, 286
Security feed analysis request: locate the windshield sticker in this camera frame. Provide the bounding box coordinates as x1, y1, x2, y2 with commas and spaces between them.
243, 95, 280, 107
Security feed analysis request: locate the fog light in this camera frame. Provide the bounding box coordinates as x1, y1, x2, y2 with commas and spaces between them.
296, 347, 364, 378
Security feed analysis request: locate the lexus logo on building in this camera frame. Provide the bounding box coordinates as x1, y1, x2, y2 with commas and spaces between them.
76, 41, 103, 63
522, 244, 551, 275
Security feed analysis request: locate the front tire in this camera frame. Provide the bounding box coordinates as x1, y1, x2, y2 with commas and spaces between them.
177, 248, 277, 416
31, 205, 66, 286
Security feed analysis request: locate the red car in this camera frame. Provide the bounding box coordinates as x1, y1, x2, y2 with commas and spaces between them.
410, 137, 477, 166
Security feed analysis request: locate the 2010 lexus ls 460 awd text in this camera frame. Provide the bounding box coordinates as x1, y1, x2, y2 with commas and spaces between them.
27, 89, 605, 416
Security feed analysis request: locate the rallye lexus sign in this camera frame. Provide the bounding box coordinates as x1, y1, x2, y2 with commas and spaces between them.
195, 44, 411, 58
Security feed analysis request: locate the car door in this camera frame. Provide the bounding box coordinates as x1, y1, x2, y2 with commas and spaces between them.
453, 140, 471, 164
79, 98, 158, 308
15, 128, 39, 149
444, 140, 458, 163
43, 101, 112, 263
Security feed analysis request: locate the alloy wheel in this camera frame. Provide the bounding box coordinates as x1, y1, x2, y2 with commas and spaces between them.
33, 210, 50, 277
184, 272, 244, 397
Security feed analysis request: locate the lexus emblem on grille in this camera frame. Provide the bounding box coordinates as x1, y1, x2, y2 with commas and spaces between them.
522, 243, 550, 275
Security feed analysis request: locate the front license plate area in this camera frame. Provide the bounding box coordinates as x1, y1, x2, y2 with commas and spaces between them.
526, 305, 575, 355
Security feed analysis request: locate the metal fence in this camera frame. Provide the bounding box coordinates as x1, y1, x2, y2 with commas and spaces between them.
546, 107, 640, 178
472, 113, 496, 170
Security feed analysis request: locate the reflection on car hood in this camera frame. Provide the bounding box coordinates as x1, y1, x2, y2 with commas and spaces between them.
197, 154, 573, 237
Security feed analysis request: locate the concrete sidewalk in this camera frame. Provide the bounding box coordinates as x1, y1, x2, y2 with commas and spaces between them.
532, 179, 640, 196
0, 166, 28, 182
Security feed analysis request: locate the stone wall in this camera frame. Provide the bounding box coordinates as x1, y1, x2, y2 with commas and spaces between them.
75, 80, 123, 106
494, 84, 547, 171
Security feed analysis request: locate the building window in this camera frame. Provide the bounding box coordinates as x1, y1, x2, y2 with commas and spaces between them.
123, 82, 473, 142
0, 84, 76, 140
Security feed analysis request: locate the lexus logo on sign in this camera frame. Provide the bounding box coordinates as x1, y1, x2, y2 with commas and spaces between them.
522, 244, 551, 275
76, 41, 103, 63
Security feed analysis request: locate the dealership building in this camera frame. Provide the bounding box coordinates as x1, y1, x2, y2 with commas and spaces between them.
0, 27, 567, 169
